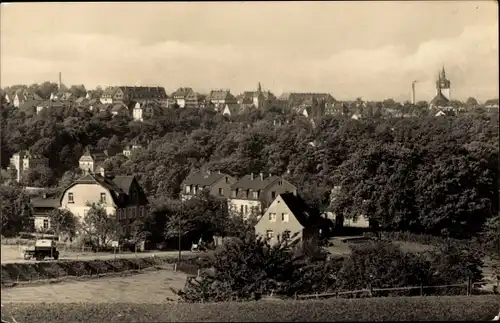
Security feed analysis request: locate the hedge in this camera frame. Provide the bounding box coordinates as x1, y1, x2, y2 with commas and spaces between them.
2, 295, 499, 322
1, 255, 205, 287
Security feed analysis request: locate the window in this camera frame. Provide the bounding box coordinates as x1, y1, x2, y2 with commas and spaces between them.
244, 205, 248, 214
282, 230, 291, 240
281, 213, 289, 222
68, 193, 74, 203
271, 191, 276, 199
219, 188, 224, 196
225, 177, 229, 183
269, 212, 276, 222
240, 205, 244, 214
185, 185, 191, 194
100, 193, 106, 204
278, 180, 283, 186
253, 191, 259, 199
43, 219, 49, 229
266, 230, 274, 239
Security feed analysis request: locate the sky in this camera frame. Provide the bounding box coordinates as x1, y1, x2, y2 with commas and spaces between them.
1, 1, 498, 102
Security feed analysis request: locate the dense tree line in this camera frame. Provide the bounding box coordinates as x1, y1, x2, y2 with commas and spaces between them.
0, 99, 498, 241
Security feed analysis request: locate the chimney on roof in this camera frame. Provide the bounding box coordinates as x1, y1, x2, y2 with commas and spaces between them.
218, 170, 221, 174
260, 173, 264, 181
250, 173, 254, 180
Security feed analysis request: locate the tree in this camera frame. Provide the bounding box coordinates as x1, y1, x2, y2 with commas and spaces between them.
481, 213, 500, 261
68, 85, 87, 98
80, 202, 122, 250
174, 233, 338, 302
48, 208, 78, 241
0, 185, 33, 236
466, 97, 479, 109
21, 165, 54, 187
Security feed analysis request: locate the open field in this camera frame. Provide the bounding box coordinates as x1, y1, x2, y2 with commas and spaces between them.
1, 268, 187, 303
2, 295, 499, 322
0, 244, 196, 264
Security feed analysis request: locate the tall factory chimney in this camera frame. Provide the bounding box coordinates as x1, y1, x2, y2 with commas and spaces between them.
411, 80, 418, 104
58, 72, 62, 91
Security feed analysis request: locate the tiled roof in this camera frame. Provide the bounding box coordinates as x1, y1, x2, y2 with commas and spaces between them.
182, 171, 228, 187
172, 87, 194, 98
119, 86, 168, 100
102, 87, 118, 98
231, 174, 282, 191
208, 90, 236, 101
430, 92, 450, 106
31, 197, 60, 208
279, 193, 325, 228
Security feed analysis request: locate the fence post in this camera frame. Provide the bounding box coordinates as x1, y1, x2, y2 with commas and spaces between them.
420, 283, 423, 296
336, 291, 339, 298
16, 275, 19, 284
294, 292, 297, 300
315, 292, 319, 299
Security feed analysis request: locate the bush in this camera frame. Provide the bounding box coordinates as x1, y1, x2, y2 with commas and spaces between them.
2, 296, 499, 322
1, 255, 203, 286
336, 240, 485, 296
175, 235, 341, 302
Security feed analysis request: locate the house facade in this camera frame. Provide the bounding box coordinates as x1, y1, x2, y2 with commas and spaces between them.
181, 170, 237, 201
228, 173, 297, 219
9, 150, 49, 182
59, 173, 149, 222
207, 89, 238, 111
254, 193, 326, 245
171, 87, 199, 108
79, 147, 109, 173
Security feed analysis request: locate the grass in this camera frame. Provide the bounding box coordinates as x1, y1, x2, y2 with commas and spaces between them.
2, 295, 499, 322
1, 268, 187, 303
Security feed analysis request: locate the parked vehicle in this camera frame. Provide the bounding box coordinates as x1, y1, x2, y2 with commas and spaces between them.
23, 239, 59, 261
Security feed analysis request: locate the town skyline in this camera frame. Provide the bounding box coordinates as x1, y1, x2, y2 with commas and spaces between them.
1, 1, 498, 102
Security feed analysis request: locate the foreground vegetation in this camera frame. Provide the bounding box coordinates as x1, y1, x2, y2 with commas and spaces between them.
2, 295, 498, 322
1, 255, 201, 287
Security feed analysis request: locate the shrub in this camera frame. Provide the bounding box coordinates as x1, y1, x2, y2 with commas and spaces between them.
2, 296, 499, 322
175, 234, 340, 302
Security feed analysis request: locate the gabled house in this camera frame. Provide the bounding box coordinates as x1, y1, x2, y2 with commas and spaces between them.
222, 103, 241, 116
132, 101, 162, 121
171, 87, 199, 108
181, 170, 237, 201
484, 98, 499, 111
31, 194, 60, 232
207, 89, 238, 111
101, 87, 117, 104
79, 147, 110, 173
228, 173, 297, 219
430, 91, 451, 110
254, 193, 328, 246
10, 150, 49, 182
55, 173, 149, 232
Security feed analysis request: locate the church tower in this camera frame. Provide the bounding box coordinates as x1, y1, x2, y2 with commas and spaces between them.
436, 66, 451, 100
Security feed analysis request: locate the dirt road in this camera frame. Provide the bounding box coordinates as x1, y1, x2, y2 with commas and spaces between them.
1, 245, 198, 264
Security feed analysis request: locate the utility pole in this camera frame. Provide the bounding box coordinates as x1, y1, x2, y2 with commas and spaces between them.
178, 203, 182, 263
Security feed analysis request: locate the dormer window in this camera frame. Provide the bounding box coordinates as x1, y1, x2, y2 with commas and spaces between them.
253, 191, 259, 199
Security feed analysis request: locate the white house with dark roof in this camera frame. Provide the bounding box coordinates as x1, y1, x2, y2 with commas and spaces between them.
254, 193, 330, 246
31, 173, 149, 233
207, 89, 238, 111
171, 87, 199, 108
228, 173, 297, 219
79, 146, 109, 173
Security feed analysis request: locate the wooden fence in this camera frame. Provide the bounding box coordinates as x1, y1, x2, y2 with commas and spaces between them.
293, 281, 491, 300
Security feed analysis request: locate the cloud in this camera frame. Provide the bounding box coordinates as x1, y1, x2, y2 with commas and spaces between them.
1, 20, 498, 101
